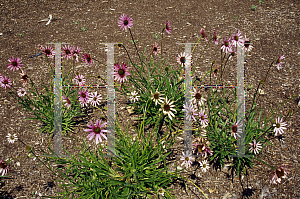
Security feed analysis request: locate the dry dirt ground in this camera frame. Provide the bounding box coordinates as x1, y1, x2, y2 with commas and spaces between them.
0, 0, 300, 198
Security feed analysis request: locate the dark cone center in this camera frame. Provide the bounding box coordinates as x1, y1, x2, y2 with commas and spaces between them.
118, 69, 125, 76
154, 93, 159, 99
124, 20, 128, 25
195, 93, 202, 100
180, 57, 186, 64
45, 49, 51, 55
12, 61, 18, 66
232, 126, 237, 133
94, 127, 101, 134
164, 104, 170, 112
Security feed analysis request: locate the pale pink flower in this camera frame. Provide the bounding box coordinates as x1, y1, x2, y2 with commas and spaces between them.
230, 30, 244, 48
73, 74, 86, 86
270, 164, 289, 184
71, 46, 81, 62
78, 89, 90, 107
7, 57, 23, 71
150, 89, 165, 106
118, 13, 134, 31
249, 139, 262, 155
276, 54, 285, 70
183, 101, 198, 122
152, 42, 161, 56
176, 52, 192, 69
213, 64, 220, 78
221, 37, 233, 54
85, 120, 108, 144
190, 87, 206, 107
62, 96, 71, 109
88, 91, 102, 106
17, 88, 26, 97
180, 151, 194, 168
273, 117, 287, 136
198, 109, 209, 127
0, 76, 12, 89
231, 120, 243, 139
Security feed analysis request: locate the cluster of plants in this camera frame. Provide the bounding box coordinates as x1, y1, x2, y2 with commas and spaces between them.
1, 12, 299, 198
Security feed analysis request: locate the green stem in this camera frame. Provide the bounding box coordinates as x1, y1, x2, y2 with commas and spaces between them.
129, 28, 141, 62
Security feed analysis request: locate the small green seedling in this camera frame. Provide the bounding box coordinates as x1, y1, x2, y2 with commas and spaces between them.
153, 33, 160, 40
251, 5, 257, 11
80, 27, 87, 31
19, 33, 24, 37
74, 21, 78, 25
258, 0, 264, 4
129, 39, 139, 44
233, 16, 238, 21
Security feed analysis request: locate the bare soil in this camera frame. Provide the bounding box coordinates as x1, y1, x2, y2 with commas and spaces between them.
0, 0, 299, 198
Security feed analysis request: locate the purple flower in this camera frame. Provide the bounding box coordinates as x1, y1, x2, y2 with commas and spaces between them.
39, 45, 55, 58
276, 54, 285, 70
249, 139, 262, 155
82, 53, 93, 66
180, 151, 194, 168
0, 159, 9, 176
231, 120, 243, 139
200, 28, 208, 41
230, 30, 244, 48
62, 45, 73, 60
183, 102, 198, 122
85, 119, 108, 144
118, 14, 134, 31
273, 117, 287, 136
221, 37, 233, 54
113, 63, 131, 84
7, 57, 23, 71
165, 21, 172, 34
213, 30, 218, 45
0, 76, 12, 89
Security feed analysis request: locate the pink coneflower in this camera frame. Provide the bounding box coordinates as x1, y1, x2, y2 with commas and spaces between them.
6, 133, 18, 143
243, 35, 253, 52
78, 89, 90, 107
180, 151, 194, 168
159, 96, 177, 121
73, 74, 86, 86
230, 30, 244, 48
192, 143, 205, 156
152, 42, 161, 56
213, 64, 220, 78
213, 30, 218, 45
249, 139, 262, 155
118, 13, 134, 31
88, 91, 102, 107
62, 96, 71, 109
113, 62, 131, 84
62, 45, 73, 60
17, 88, 26, 97
19, 69, 29, 86
0, 159, 9, 176
39, 45, 55, 58
231, 120, 243, 139
84, 119, 108, 144
183, 101, 198, 122
200, 28, 208, 41
7, 57, 23, 71
200, 160, 210, 172
221, 37, 233, 54
273, 117, 287, 136
165, 20, 172, 34
276, 54, 285, 70
129, 91, 140, 103
190, 87, 206, 107
82, 53, 93, 66
270, 164, 289, 184
71, 46, 81, 62
198, 109, 209, 127
0, 76, 12, 89
176, 52, 192, 69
